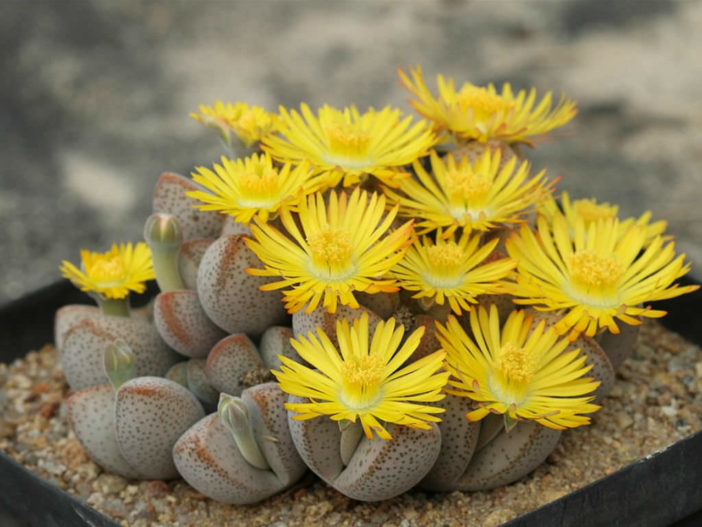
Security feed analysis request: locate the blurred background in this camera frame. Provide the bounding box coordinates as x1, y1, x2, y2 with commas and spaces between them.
1, 0, 701, 304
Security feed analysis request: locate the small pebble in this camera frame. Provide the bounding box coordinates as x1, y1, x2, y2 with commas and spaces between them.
661, 405, 678, 418
96, 473, 128, 494
614, 411, 634, 430
483, 508, 517, 527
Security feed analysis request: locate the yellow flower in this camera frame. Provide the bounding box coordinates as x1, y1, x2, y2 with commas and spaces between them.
261, 103, 436, 186
505, 211, 699, 340
398, 66, 577, 144
190, 101, 277, 147
391, 230, 516, 314
539, 191, 668, 243
384, 148, 552, 236
274, 312, 449, 440
60, 242, 155, 299
437, 305, 601, 430
187, 153, 327, 225
246, 188, 414, 314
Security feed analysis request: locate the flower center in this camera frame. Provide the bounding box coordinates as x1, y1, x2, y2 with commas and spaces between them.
570, 249, 622, 290
573, 200, 616, 224
90, 255, 126, 284
236, 110, 258, 130
340, 354, 384, 410
456, 85, 513, 121
446, 169, 491, 203
308, 228, 355, 276
426, 243, 463, 272
238, 169, 279, 200
497, 343, 534, 386
325, 122, 371, 159
422, 243, 465, 289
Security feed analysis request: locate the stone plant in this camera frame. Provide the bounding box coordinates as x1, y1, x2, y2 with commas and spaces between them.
56, 67, 697, 507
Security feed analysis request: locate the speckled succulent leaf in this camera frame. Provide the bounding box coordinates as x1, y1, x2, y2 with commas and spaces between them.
66, 384, 141, 479
197, 234, 288, 335
597, 319, 641, 370
177, 238, 215, 290
153, 290, 227, 358
332, 422, 442, 502
530, 309, 615, 401
220, 216, 252, 237
152, 172, 225, 240
54, 304, 100, 352
205, 334, 265, 396
165, 361, 189, 387
474, 413, 505, 452
259, 326, 301, 370
243, 383, 307, 486
286, 395, 345, 482
291, 303, 381, 345
287, 395, 442, 502
114, 376, 205, 480
173, 413, 283, 504
173, 383, 305, 504
420, 393, 481, 492
572, 335, 614, 402
458, 420, 561, 491
186, 358, 220, 408
339, 420, 364, 466
59, 311, 180, 391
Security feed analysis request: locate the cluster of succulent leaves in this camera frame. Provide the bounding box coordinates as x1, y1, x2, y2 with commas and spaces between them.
57, 66, 698, 503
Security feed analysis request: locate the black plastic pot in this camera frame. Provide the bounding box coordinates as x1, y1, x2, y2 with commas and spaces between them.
1, 279, 701, 527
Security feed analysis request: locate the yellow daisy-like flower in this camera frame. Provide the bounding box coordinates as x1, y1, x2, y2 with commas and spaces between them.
437, 305, 601, 430
274, 312, 449, 440
505, 211, 699, 340
186, 153, 327, 225
398, 66, 577, 144
384, 147, 552, 236
60, 242, 155, 299
261, 103, 436, 186
190, 101, 277, 148
391, 230, 516, 314
539, 191, 668, 243
245, 188, 415, 314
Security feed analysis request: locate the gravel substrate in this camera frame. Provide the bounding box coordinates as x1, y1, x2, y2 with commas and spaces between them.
1, 320, 701, 527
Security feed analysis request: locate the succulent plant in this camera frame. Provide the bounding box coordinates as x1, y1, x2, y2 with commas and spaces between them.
56, 243, 179, 391
274, 313, 449, 501
67, 343, 205, 480
288, 407, 441, 501
422, 304, 604, 492
56, 306, 179, 391
54, 67, 699, 508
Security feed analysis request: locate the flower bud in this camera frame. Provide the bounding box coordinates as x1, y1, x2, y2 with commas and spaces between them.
218, 393, 270, 470
144, 213, 183, 250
